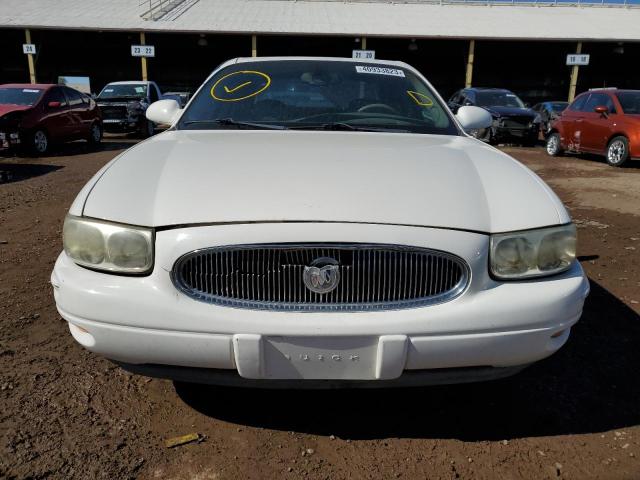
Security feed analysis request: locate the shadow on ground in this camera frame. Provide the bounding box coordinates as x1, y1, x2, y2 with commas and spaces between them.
175, 279, 640, 441
0, 138, 136, 161
0, 163, 64, 184
565, 152, 640, 170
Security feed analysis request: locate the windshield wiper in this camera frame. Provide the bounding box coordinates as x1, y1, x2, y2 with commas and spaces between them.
182, 118, 288, 130
289, 122, 408, 133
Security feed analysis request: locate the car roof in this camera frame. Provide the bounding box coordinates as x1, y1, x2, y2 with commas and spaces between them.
232, 56, 411, 69
465, 87, 513, 93
587, 88, 639, 93
105, 81, 151, 85
0, 83, 55, 90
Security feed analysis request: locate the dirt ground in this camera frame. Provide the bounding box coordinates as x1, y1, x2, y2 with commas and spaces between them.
1, 138, 639, 480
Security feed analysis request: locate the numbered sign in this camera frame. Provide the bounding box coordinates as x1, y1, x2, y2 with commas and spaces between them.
23, 44, 36, 55
352, 50, 375, 60
131, 45, 155, 58
566, 54, 589, 66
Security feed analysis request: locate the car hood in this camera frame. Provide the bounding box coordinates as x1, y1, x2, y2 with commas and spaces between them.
81, 130, 567, 233
483, 106, 536, 118
0, 104, 31, 118
97, 97, 144, 103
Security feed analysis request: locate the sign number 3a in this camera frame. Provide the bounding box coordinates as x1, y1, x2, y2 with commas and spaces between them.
131, 45, 155, 57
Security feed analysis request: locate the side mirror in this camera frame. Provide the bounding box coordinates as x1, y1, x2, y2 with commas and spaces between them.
146, 99, 182, 126
456, 105, 493, 132
47, 101, 61, 108
594, 105, 609, 116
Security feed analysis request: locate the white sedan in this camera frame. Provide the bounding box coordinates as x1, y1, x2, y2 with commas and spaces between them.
52, 57, 589, 387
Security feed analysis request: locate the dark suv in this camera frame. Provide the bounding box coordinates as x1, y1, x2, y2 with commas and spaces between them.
96, 81, 161, 137
448, 88, 540, 145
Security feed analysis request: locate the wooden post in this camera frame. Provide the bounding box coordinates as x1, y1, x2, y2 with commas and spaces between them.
361, 36, 367, 50
568, 41, 582, 103
140, 32, 148, 81
465, 39, 475, 89
251, 34, 257, 57
25, 29, 36, 84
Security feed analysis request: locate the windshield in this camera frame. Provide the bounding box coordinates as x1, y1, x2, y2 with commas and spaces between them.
475, 91, 525, 109
0, 87, 43, 106
98, 84, 147, 99
616, 92, 640, 114
550, 102, 568, 112
177, 60, 458, 135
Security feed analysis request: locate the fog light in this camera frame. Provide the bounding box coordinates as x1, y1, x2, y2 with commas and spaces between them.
69, 323, 96, 347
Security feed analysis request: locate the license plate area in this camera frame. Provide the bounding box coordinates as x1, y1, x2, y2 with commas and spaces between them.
263, 336, 378, 380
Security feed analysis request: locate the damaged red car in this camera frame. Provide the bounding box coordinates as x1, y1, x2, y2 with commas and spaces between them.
546, 88, 640, 167
0, 83, 102, 155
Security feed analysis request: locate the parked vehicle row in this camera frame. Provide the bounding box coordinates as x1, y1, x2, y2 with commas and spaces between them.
2, 76, 637, 168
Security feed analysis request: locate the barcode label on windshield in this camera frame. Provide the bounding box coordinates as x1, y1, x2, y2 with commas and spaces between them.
355, 66, 405, 77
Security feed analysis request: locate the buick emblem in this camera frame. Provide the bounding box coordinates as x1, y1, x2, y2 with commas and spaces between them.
303, 257, 340, 294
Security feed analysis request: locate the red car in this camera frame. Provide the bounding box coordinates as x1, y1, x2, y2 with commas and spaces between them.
546, 88, 640, 167
0, 83, 102, 155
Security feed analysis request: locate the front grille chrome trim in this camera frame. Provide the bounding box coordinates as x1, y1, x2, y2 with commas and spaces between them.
171, 243, 471, 312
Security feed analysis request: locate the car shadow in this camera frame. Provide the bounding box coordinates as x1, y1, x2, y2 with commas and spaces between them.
569, 152, 640, 170
0, 163, 64, 184
174, 279, 640, 441
44, 140, 136, 157
1, 139, 137, 160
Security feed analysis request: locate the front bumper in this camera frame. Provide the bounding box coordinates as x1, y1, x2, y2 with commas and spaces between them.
101, 118, 140, 132
0, 131, 20, 150
51, 222, 590, 385
493, 124, 539, 141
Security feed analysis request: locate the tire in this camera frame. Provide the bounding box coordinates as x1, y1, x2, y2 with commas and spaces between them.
140, 119, 155, 138
88, 122, 102, 146
546, 132, 563, 157
606, 136, 629, 167
522, 135, 538, 148
31, 129, 50, 156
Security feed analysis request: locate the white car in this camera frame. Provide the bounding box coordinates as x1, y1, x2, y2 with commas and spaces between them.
52, 57, 589, 387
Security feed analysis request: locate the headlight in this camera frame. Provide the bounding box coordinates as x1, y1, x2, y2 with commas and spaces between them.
532, 114, 542, 124
490, 224, 576, 279
127, 102, 142, 112
63, 215, 153, 274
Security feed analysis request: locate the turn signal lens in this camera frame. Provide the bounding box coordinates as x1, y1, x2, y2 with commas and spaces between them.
490, 224, 576, 279
63, 215, 153, 274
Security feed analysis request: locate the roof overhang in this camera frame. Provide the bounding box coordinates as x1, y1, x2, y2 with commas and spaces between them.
1, 0, 639, 42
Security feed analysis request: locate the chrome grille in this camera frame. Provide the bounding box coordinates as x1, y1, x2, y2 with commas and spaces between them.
172, 244, 470, 311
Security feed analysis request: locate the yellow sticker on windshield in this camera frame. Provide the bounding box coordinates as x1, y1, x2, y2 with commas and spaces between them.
407, 90, 434, 107
211, 71, 271, 102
